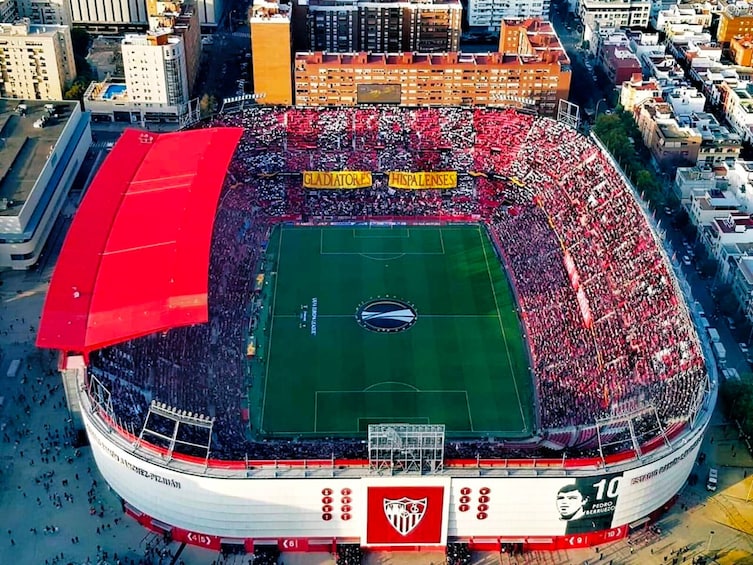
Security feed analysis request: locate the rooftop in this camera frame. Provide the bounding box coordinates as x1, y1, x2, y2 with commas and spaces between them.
0, 99, 78, 217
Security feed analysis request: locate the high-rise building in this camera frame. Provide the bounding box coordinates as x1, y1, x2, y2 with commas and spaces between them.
250, 0, 292, 105
468, 0, 550, 33
122, 30, 189, 106
16, 0, 70, 25
294, 20, 571, 115
0, 18, 75, 100
305, 0, 461, 53
146, 0, 200, 96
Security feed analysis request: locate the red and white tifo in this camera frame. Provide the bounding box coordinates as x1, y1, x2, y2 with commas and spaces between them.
36, 119, 716, 555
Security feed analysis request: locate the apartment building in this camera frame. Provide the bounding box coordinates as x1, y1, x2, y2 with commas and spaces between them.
730, 34, 753, 66
305, 0, 461, 54
634, 99, 702, 168
717, 1, 753, 44
293, 18, 570, 114
619, 74, 661, 112
467, 0, 550, 32
0, 18, 75, 100
250, 0, 292, 105
579, 0, 650, 43
146, 0, 200, 95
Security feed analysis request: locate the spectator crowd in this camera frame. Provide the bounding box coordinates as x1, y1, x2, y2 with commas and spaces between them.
87, 106, 708, 462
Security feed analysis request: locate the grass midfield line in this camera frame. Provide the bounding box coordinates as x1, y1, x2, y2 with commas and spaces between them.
478, 225, 528, 433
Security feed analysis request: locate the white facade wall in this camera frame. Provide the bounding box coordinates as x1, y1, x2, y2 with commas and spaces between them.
0, 19, 75, 100
67, 0, 147, 26
0, 103, 91, 269
579, 0, 651, 30
122, 33, 188, 106
467, 0, 550, 31
80, 370, 710, 545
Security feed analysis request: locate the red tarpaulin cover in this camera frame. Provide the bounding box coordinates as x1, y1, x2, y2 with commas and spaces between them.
36, 127, 243, 353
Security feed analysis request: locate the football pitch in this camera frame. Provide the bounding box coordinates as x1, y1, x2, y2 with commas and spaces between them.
251, 224, 533, 438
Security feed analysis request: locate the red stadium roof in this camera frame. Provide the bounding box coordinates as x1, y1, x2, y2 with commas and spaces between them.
36, 127, 242, 353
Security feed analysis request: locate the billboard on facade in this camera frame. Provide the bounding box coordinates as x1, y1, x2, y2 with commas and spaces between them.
357, 84, 401, 104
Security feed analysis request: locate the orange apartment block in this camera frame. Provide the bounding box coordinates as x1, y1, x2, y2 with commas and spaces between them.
250, 0, 293, 105
731, 34, 753, 66
718, 4, 753, 44
294, 18, 570, 114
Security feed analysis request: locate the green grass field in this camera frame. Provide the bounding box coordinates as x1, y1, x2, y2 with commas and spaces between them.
249, 224, 533, 438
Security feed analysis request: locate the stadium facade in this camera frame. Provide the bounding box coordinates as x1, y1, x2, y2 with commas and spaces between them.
38, 108, 717, 556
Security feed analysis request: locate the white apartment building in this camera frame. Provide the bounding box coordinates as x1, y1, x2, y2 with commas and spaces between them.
468, 0, 550, 32
122, 30, 188, 107
0, 19, 75, 100
579, 0, 650, 43
16, 0, 70, 25
653, 3, 712, 34
667, 86, 705, 117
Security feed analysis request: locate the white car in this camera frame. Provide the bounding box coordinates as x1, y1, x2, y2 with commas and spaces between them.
682, 255, 692, 266
740, 343, 749, 354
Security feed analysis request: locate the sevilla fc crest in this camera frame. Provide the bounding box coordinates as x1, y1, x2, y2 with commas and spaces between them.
383, 497, 428, 536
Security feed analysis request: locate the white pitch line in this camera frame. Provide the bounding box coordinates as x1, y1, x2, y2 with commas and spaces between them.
259, 227, 283, 432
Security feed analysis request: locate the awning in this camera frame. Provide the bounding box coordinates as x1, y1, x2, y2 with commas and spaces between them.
37, 127, 243, 353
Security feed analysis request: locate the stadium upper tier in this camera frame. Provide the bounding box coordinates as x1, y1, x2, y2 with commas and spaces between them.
58, 107, 707, 461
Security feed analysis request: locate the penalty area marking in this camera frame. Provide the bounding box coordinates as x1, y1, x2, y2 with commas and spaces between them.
314, 389, 474, 433
363, 381, 420, 392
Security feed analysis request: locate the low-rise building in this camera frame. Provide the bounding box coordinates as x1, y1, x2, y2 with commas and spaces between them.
635, 99, 701, 169
667, 86, 706, 116
720, 81, 753, 143
598, 43, 641, 84
730, 34, 753, 67
0, 99, 91, 269
653, 2, 712, 33
620, 73, 661, 112
689, 188, 741, 227
683, 113, 741, 166
732, 256, 753, 323
673, 163, 716, 203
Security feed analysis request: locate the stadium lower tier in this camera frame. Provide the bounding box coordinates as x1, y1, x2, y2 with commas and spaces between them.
79, 367, 707, 553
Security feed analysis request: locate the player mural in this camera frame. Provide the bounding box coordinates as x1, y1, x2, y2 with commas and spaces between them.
556, 474, 623, 534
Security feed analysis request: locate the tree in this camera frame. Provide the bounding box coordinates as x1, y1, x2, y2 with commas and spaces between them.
70, 28, 91, 59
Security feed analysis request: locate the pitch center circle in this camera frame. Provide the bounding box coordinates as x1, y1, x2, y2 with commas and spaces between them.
356, 298, 417, 333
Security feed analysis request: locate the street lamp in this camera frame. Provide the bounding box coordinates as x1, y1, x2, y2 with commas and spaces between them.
594, 98, 607, 119
706, 530, 715, 553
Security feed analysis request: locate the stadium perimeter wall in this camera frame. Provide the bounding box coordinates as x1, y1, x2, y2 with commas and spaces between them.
76, 365, 710, 553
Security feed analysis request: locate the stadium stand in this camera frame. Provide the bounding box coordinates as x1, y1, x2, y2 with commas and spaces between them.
85, 107, 707, 463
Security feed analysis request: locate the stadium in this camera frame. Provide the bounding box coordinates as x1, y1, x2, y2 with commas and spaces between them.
37, 107, 716, 561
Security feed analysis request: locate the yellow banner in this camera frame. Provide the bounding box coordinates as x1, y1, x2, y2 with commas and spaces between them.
388, 171, 458, 190
302, 171, 372, 189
